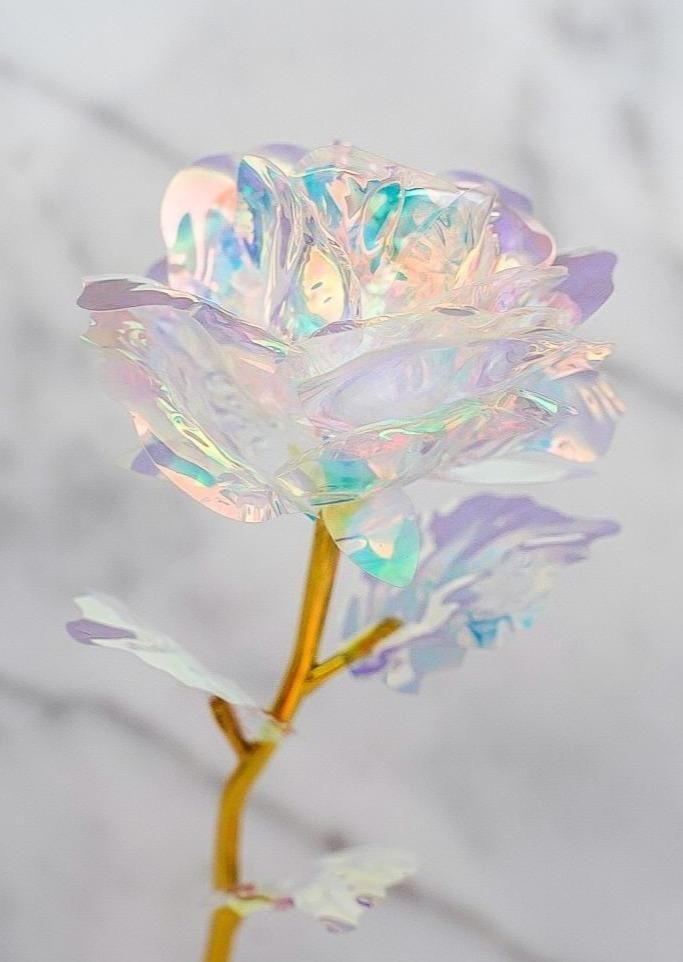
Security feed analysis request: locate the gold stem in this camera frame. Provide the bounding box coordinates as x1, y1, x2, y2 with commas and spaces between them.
270, 519, 340, 723
202, 518, 401, 962
203, 519, 339, 961
203, 907, 242, 962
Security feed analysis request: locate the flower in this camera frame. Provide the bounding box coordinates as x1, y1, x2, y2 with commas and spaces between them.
344, 493, 619, 692
77, 144, 621, 585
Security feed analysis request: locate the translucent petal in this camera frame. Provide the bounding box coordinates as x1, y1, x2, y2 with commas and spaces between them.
323, 488, 420, 586
160, 155, 257, 314
442, 170, 555, 285
79, 277, 307, 521
277, 388, 568, 507
298, 329, 609, 433
293, 847, 416, 932
255, 142, 308, 173
442, 169, 534, 214
526, 370, 624, 464
446, 369, 624, 483
294, 145, 496, 317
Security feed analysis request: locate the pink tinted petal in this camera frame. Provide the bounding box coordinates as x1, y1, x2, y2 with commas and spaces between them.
160, 155, 271, 318
134, 418, 292, 522
527, 370, 624, 464
78, 279, 303, 522
445, 370, 623, 482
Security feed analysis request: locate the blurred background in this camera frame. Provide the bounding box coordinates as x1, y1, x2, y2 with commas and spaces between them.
2, 1, 682, 960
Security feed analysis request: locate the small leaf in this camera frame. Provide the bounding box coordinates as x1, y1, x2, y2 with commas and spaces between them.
221, 846, 416, 932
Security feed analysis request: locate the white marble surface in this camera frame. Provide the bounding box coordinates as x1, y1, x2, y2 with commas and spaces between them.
2, 1, 683, 959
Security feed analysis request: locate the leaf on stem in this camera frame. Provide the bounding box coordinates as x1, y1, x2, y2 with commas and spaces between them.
66, 594, 268, 717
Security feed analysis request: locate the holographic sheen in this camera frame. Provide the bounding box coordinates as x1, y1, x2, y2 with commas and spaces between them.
222, 847, 416, 933
323, 488, 420, 587
78, 145, 621, 582
344, 494, 619, 691
67, 594, 265, 712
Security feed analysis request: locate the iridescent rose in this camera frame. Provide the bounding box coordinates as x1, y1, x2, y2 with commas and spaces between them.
78, 144, 621, 585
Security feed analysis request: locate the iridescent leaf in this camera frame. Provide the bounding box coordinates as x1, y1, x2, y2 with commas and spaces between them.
346, 494, 618, 690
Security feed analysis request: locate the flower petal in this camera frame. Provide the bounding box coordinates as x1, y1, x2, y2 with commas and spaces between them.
298, 328, 609, 433
78, 276, 306, 521
526, 369, 624, 464
322, 489, 420, 586
553, 250, 617, 322
294, 145, 496, 317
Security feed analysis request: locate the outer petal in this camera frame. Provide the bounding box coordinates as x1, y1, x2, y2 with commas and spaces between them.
78, 276, 307, 521
553, 250, 617, 322
526, 369, 624, 464
297, 328, 609, 433
277, 388, 570, 506
443, 170, 555, 283
255, 142, 308, 173
443, 369, 624, 484
322, 488, 420, 586
443, 169, 534, 214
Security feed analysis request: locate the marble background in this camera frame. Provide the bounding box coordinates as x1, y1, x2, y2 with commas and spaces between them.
2, 0, 683, 959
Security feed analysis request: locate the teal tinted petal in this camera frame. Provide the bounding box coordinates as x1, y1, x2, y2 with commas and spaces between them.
322, 489, 419, 586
